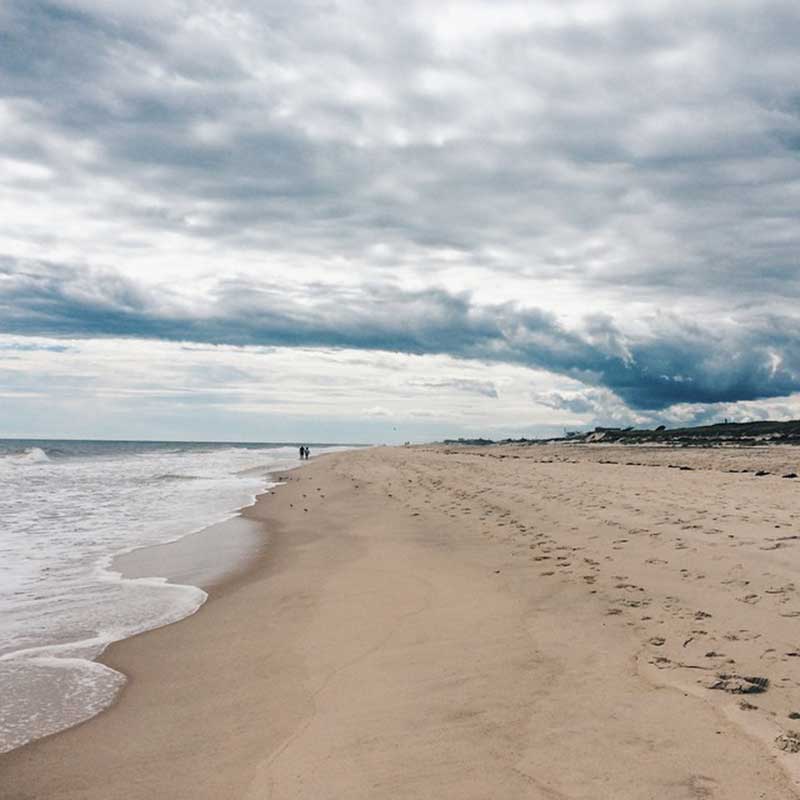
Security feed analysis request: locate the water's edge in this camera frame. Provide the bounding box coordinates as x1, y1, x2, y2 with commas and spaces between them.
1, 464, 300, 754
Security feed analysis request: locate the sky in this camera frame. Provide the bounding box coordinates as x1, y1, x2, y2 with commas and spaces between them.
1, 0, 800, 443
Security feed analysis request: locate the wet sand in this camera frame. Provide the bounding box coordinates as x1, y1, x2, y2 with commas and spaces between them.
114, 513, 270, 590
3, 445, 800, 798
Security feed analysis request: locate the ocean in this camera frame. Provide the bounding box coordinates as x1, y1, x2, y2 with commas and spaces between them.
0, 439, 351, 753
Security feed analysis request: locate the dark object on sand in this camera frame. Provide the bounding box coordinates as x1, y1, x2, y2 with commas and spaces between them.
709, 674, 769, 694
775, 731, 800, 752
755, 470, 770, 477
783, 473, 798, 479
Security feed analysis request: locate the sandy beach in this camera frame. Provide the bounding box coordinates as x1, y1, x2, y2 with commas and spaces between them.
4, 444, 800, 799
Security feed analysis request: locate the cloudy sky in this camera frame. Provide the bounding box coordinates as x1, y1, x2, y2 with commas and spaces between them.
1, 0, 800, 442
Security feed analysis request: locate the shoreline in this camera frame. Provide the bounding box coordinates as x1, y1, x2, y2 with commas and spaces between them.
0, 460, 298, 756
3, 445, 800, 798
1, 453, 352, 798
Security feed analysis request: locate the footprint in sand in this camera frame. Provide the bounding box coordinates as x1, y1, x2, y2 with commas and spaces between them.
619, 598, 649, 608
765, 584, 795, 596
737, 594, 760, 605
685, 774, 717, 798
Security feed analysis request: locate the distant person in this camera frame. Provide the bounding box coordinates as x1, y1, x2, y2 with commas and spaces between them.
305, 446, 311, 460
299, 445, 305, 460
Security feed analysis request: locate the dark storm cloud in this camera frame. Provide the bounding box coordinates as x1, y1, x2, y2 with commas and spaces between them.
2, 258, 799, 410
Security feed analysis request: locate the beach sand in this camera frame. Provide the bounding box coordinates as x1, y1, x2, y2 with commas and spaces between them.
3, 444, 800, 798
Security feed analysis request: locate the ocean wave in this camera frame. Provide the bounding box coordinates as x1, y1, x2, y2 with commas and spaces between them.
1, 447, 51, 464
150, 473, 206, 482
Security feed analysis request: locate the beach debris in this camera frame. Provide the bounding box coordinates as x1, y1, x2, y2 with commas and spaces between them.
739, 700, 758, 710
782, 473, 798, 479
708, 674, 769, 694
775, 731, 800, 753
694, 610, 712, 620
755, 470, 770, 477
788, 712, 800, 720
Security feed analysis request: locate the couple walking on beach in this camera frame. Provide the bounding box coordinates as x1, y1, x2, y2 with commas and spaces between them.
299, 445, 310, 460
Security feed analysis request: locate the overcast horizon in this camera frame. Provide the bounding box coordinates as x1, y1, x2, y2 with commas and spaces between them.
2, 1, 800, 443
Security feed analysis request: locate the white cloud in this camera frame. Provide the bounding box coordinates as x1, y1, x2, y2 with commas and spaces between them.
364, 406, 392, 417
